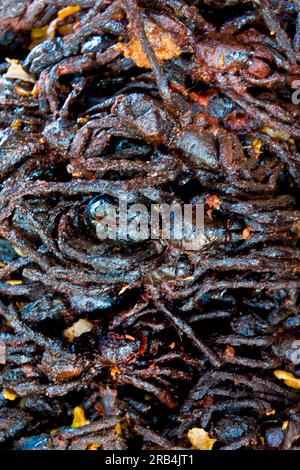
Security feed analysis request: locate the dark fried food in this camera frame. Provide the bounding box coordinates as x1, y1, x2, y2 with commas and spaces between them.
0, 0, 300, 450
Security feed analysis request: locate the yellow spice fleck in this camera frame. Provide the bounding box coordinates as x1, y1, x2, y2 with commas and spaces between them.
3, 390, 17, 401
30, 5, 81, 48
274, 370, 300, 390
87, 443, 102, 450
110, 367, 121, 380
6, 280, 23, 285
71, 406, 90, 428
11, 119, 22, 129
57, 5, 81, 21
115, 422, 122, 437
252, 138, 263, 156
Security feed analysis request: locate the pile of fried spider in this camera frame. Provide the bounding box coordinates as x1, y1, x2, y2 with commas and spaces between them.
0, 0, 300, 450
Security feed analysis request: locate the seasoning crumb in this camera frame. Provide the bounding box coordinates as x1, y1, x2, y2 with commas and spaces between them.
242, 227, 254, 240
110, 367, 121, 379
87, 443, 102, 450
118, 285, 129, 295
3, 390, 17, 401
273, 370, 300, 390
125, 334, 135, 341
63, 319, 93, 342
266, 409, 276, 416
13, 246, 27, 257
4, 59, 35, 83
188, 428, 217, 450
71, 406, 90, 428
114, 20, 181, 68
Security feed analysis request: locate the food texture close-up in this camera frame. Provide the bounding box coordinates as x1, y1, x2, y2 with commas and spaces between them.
0, 0, 300, 451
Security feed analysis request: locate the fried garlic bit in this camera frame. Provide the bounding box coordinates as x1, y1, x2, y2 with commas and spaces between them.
63, 319, 93, 342
188, 428, 217, 450
3, 390, 17, 401
114, 20, 181, 68
115, 422, 122, 437
252, 138, 263, 157
118, 285, 129, 296
3, 59, 36, 83
110, 367, 121, 380
262, 127, 294, 142
242, 227, 254, 240
274, 370, 300, 390
224, 344, 236, 359
13, 246, 27, 257
30, 5, 81, 48
282, 421, 289, 430
265, 409, 276, 416
87, 443, 102, 450
71, 406, 90, 428
57, 5, 81, 21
